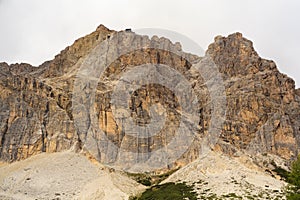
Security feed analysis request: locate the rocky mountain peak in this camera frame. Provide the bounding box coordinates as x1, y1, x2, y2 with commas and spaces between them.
209, 32, 257, 58
0, 25, 299, 173
37, 24, 114, 78
207, 32, 279, 78
96, 24, 111, 32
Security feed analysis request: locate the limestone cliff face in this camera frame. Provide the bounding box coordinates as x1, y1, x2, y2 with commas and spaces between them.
208, 33, 300, 159
0, 25, 299, 170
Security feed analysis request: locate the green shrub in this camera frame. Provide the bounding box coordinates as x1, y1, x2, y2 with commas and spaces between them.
287, 193, 300, 200
288, 155, 300, 189
272, 166, 289, 181
286, 155, 300, 199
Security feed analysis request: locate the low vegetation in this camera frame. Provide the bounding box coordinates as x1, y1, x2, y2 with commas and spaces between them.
129, 182, 197, 200
272, 164, 289, 181
127, 168, 179, 186
286, 155, 300, 200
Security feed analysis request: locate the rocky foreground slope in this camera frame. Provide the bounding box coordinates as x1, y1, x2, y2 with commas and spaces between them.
0, 151, 145, 200
0, 151, 286, 200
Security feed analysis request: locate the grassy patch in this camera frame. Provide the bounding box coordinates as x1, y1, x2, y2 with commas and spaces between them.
127, 168, 179, 186
221, 193, 242, 199
130, 182, 197, 200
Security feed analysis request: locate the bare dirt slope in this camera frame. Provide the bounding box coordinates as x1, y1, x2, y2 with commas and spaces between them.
0, 151, 145, 200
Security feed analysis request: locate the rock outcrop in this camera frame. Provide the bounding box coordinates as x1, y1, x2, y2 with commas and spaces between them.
0, 25, 299, 172
209, 33, 300, 160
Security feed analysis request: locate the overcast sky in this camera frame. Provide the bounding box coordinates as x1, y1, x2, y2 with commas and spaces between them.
0, 0, 299, 87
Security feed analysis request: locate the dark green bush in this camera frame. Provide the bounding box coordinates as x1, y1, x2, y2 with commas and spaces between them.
273, 166, 289, 180
287, 193, 300, 200
286, 155, 300, 200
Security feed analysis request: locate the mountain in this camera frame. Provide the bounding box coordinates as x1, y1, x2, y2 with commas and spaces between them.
0, 24, 299, 198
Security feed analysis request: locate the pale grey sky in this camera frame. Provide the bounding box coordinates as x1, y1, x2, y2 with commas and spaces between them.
0, 0, 299, 87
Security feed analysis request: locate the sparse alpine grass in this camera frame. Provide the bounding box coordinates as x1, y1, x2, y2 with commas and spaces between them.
129, 182, 197, 200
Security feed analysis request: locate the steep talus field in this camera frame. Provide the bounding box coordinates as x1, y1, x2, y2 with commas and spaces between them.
162, 151, 287, 199
0, 151, 145, 200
